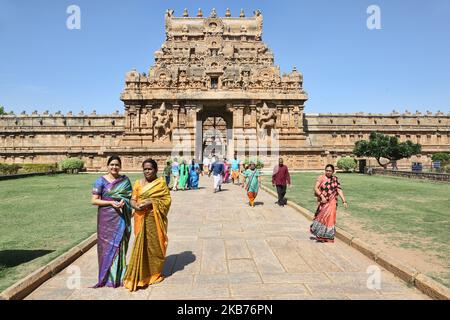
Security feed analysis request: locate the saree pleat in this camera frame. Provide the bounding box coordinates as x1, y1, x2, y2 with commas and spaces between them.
124, 176, 171, 292
94, 176, 132, 288
310, 175, 340, 242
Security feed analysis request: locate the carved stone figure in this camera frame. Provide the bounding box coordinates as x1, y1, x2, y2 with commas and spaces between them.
257, 103, 277, 138
153, 103, 172, 140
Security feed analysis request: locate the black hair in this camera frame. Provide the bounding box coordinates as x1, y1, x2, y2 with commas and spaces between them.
325, 164, 335, 172
107, 155, 122, 166
142, 158, 158, 171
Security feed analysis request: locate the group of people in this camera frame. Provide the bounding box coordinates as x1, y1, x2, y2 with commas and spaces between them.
90, 155, 348, 292
91, 156, 171, 291
230, 157, 349, 244
163, 158, 201, 191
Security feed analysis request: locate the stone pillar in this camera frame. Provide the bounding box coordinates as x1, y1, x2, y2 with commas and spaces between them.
229, 104, 245, 159
124, 105, 131, 130
193, 104, 204, 162
249, 104, 258, 157
128, 105, 137, 132
276, 104, 283, 128
172, 104, 180, 128
250, 104, 257, 128
144, 104, 152, 129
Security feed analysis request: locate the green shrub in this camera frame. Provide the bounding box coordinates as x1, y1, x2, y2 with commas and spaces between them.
432, 152, 450, 165
243, 157, 265, 169
19, 163, 58, 173
337, 157, 357, 172
0, 163, 21, 175
59, 158, 85, 172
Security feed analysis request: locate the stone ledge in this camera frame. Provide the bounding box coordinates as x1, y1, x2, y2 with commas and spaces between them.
0, 171, 65, 181
350, 238, 381, 261
259, 185, 450, 300
374, 252, 419, 285
414, 273, 450, 300
0, 234, 97, 300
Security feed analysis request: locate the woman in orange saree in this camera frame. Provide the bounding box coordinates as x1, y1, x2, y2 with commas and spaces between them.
124, 159, 172, 292
310, 164, 348, 243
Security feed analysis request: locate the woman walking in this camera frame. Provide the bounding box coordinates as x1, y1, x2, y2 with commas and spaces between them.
124, 159, 172, 291
223, 158, 230, 184
189, 159, 200, 189
178, 159, 189, 191
310, 164, 348, 243
171, 158, 180, 191
91, 155, 132, 288
243, 162, 262, 207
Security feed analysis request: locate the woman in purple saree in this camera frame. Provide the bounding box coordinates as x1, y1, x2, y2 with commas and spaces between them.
91, 155, 132, 288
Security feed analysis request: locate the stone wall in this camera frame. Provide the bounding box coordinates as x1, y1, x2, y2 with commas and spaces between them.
370, 168, 450, 182
304, 112, 450, 169
1, 111, 449, 171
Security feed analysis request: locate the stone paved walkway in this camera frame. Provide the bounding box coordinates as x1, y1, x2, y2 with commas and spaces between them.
26, 176, 428, 300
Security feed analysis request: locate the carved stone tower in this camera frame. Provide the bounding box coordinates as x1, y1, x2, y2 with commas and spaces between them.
120, 8, 308, 162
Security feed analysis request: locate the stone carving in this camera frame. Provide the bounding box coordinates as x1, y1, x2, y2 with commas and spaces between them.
121, 9, 302, 94
153, 103, 172, 140
257, 103, 277, 138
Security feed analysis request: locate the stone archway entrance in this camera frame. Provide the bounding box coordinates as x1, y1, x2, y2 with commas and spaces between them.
196, 106, 233, 161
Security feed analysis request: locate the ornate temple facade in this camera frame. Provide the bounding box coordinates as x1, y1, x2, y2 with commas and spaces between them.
1, 9, 449, 171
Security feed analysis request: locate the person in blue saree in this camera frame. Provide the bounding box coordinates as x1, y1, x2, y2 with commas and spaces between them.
91, 155, 132, 288
189, 159, 200, 189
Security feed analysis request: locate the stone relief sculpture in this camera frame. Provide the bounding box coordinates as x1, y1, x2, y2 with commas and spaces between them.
257, 103, 277, 138
153, 103, 173, 140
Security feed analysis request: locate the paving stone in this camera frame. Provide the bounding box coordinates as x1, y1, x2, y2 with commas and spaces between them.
26, 287, 76, 300
230, 283, 309, 297
227, 259, 258, 274
247, 239, 286, 274
269, 243, 313, 273
225, 239, 252, 260
150, 284, 230, 300
201, 239, 227, 274
194, 273, 262, 285
260, 272, 331, 284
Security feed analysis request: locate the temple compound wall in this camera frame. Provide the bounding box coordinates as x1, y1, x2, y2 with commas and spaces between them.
1, 9, 449, 171
1, 111, 448, 171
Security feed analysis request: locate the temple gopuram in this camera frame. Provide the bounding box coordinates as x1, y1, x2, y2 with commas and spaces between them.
1, 9, 449, 171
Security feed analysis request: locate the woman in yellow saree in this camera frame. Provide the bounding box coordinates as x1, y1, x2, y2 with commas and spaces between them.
124, 159, 172, 292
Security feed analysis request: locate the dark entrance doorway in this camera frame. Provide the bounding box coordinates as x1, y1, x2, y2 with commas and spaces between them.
196, 106, 232, 161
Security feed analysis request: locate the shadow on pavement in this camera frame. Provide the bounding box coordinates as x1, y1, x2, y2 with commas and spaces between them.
162, 251, 196, 277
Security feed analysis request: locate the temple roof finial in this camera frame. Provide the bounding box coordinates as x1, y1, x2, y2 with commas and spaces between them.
225, 8, 231, 17
197, 8, 203, 17
240, 9, 245, 17
183, 8, 188, 17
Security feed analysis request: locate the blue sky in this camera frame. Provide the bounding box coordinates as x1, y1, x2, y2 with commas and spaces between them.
0, 0, 449, 115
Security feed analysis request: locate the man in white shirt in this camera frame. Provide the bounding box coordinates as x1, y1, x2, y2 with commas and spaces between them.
203, 156, 211, 174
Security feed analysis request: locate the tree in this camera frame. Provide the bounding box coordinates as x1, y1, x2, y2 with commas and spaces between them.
0, 106, 6, 115
353, 132, 422, 169
337, 157, 357, 172
431, 152, 450, 165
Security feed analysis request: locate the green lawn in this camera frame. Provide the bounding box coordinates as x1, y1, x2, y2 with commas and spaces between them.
0, 173, 141, 292
264, 172, 450, 288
